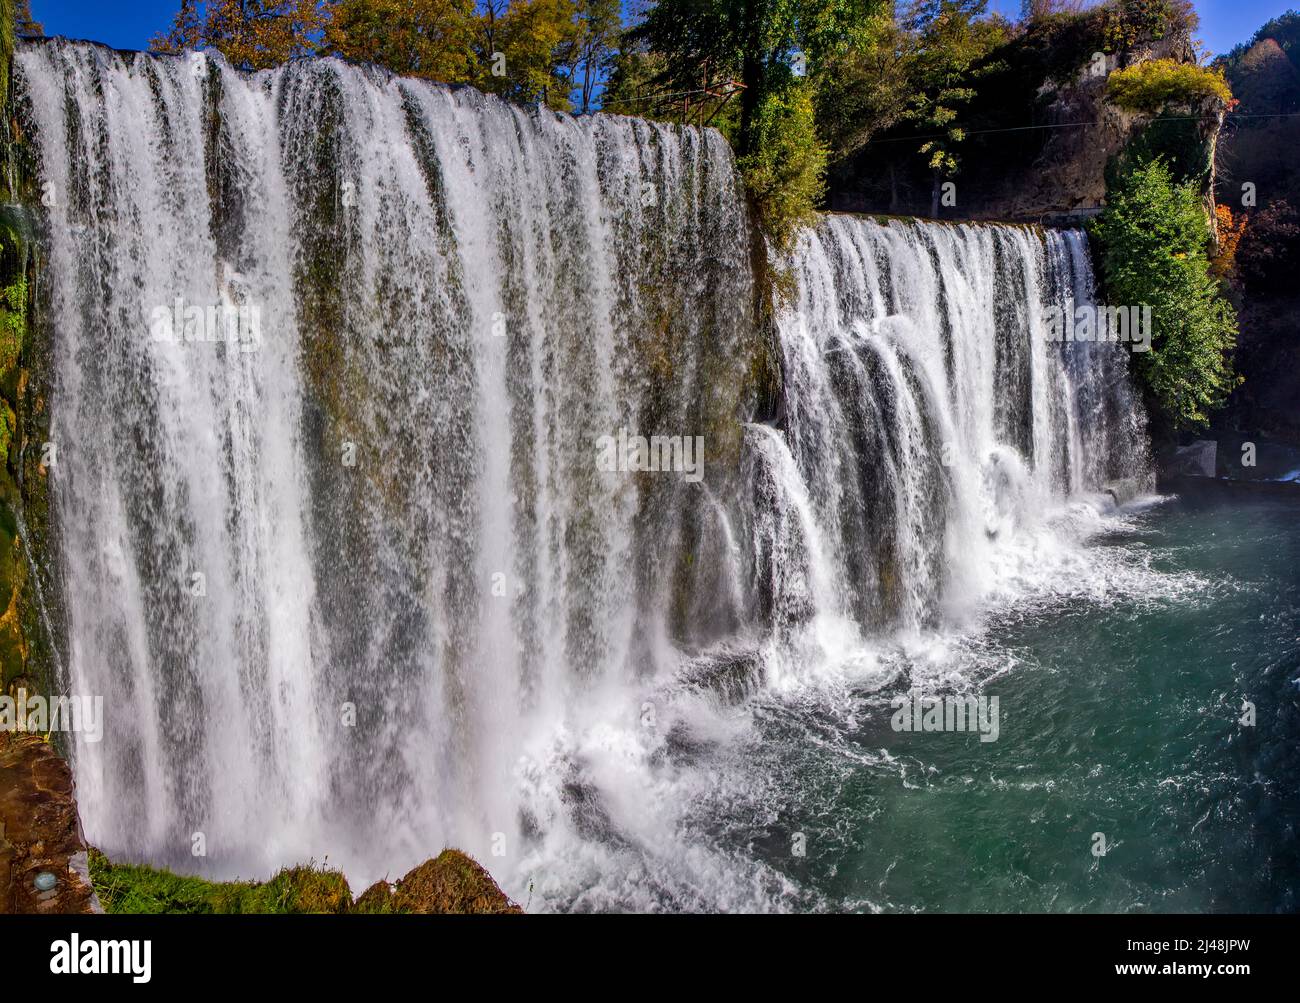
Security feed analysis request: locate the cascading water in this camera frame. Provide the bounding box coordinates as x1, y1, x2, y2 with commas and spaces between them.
768, 215, 1148, 643
16, 39, 1150, 911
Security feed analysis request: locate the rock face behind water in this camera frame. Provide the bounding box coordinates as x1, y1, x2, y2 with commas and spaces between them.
1164, 440, 1219, 478
0, 734, 101, 913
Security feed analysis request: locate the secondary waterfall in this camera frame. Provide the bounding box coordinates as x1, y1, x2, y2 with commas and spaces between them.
15, 40, 1148, 909
770, 216, 1148, 639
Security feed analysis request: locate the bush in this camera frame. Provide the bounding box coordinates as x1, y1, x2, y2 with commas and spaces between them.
737, 84, 826, 253
1089, 158, 1238, 429
1209, 203, 1247, 277
1106, 58, 1232, 113
1097, 0, 1194, 53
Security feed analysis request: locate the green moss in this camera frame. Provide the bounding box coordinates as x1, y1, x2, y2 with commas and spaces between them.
0, 1, 13, 111
377, 849, 523, 914
0, 505, 27, 691
89, 850, 353, 914
89, 847, 522, 914
0, 204, 35, 698
0, 223, 28, 438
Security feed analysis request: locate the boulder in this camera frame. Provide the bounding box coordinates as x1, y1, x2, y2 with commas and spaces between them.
1165, 440, 1218, 478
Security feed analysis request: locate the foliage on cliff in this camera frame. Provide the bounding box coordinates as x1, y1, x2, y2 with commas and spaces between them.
1106, 57, 1230, 112
824, 0, 1206, 217
1090, 158, 1238, 430
0, 0, 47, 699
737, 86, 826, 251
609, 0, 879, 245
0, 233, 24, 466
1235, 199, 1300, 285
1209, 203, 1246, 277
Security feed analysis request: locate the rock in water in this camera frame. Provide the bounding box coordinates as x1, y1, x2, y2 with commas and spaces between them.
1166, 440, 1219, 478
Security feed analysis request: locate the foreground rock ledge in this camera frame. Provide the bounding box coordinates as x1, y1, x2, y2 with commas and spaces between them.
1, 733, 518, 915
0, 734, 101, 914
89, 847, 523, 914
354, 851, 523, 914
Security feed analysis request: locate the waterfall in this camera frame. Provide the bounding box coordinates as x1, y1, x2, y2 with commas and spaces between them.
15, 40, 1148, 908
769, 216, 1149, 640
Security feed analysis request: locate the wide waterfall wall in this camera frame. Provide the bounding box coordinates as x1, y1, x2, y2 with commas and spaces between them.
15, 39, 759, 881
16, 39, 1148, 901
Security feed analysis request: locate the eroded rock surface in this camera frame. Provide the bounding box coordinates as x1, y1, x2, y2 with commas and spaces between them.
0, 734, 101, 913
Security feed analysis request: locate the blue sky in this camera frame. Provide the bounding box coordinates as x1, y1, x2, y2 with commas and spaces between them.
29, 0, 1297, 60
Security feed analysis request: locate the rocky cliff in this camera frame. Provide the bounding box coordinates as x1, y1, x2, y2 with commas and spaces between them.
829, 6, 1223, 223
0, 733, 100, 913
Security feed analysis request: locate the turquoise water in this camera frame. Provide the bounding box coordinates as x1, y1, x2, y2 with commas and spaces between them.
700, 492, 1300, 912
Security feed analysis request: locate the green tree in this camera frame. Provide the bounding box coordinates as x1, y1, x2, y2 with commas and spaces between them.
601, 35, 669, 114
739, 83, 827, 250
14, 0, 40, 37
468, 0, 581, 109
1090, 158, 1238, 430
152, 0, 326, 69
568, 0, 622, 113
899, 0, 1008, 216
632, 0, 877, 156
325, 0, 476, 81
814, 10, 915, 162
622, 1, 876, 245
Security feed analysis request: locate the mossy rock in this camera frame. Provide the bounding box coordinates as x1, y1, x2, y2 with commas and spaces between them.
382, 849, 522, 914
352, 878, 396, 913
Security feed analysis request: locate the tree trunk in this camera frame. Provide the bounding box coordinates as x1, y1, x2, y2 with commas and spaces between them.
738, 0, 767, 156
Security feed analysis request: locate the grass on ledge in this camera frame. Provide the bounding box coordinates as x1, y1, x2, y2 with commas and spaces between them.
88, 849, 353, 914
88, 847, 524, 914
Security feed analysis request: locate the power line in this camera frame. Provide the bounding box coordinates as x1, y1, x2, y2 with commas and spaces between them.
863, 110, 1300, 145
